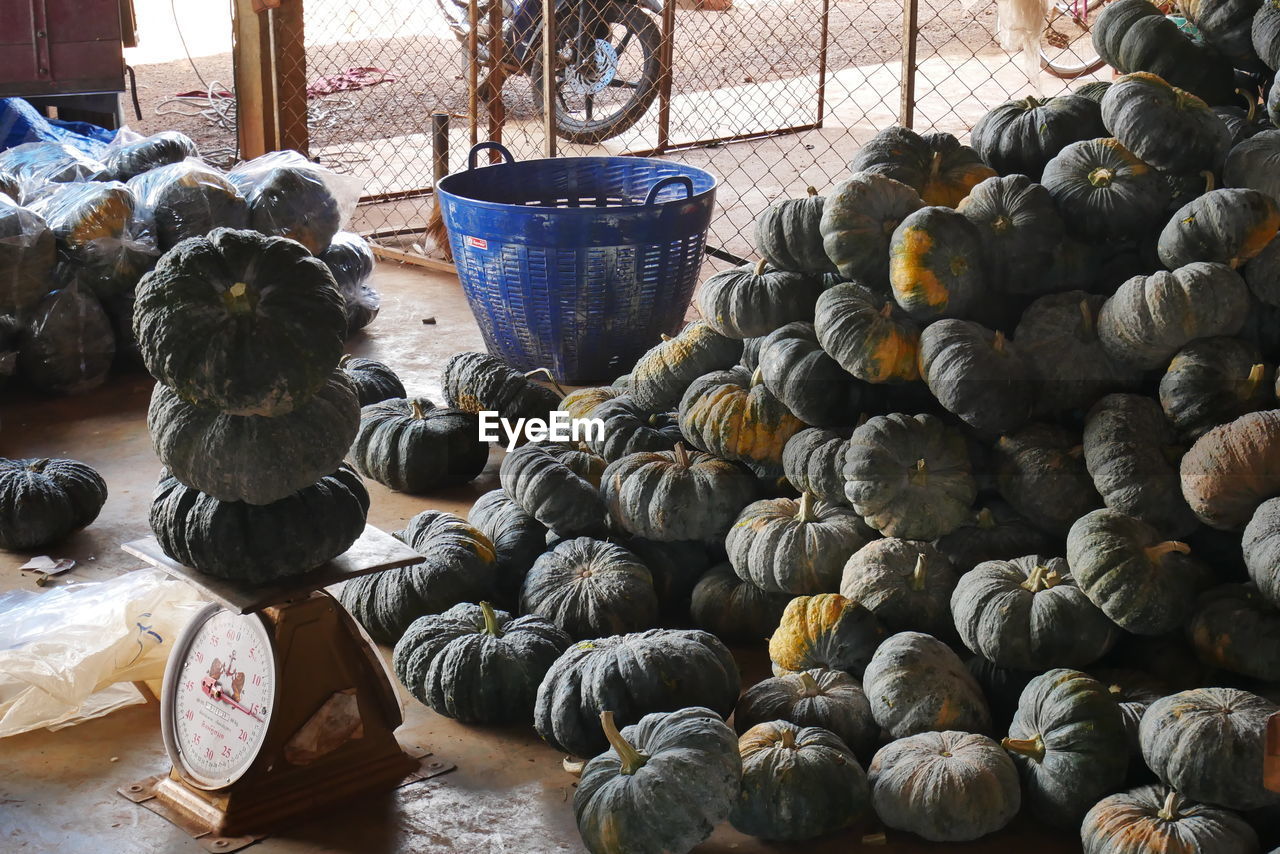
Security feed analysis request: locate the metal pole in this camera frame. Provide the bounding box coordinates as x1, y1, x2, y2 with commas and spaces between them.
542, 0, 557, 157
899, 0, 918, 129
468, 0, 480, 146
815, 0, 830, 127
432, 112, 450, 183
488, 0, 506, 159
656, 0, 675, 153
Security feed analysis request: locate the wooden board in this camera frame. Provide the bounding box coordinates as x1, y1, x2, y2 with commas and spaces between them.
121, 525, 421, 615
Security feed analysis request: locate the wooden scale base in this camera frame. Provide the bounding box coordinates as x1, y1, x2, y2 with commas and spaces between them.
117, 526, 455, 853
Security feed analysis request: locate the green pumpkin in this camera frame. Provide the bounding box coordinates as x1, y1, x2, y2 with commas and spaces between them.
769, 593, 886, 677
585, 397, 681, 462
500, 442, 606, 536
995, 423, 1102, 537
1258, 0, 1280, 70
1082, 784, 1262, 854
757, 321, 870, 427
0, 141, 103, 190
602, 443, 757, 542
967, 657, 1036, 733
970, 94, 1107, 179
441, 351, 561, 423
1002, 668, 1129, 828
844, 412, 976, 540
1180, 409, 1280, 529
932, 501, 1055, 570
1091, 668, 1170, 756
0, 457, 107, 550
337, 510, 498, 644
753, 187, 835, 274
1041, 138, 1171, 241
557, 385, 624, 421
918, 320, 1033, 436
392, 601, 570, 724
869, 731, 1021, 842
730, 720, 870, 841
957, 174, 1066, 295
236, 163, 341, 255
820, 172, 924, 283
689, 563, 789, 644
862, 631, 991, 738
1160, 337, 1273, 440
728, 492, 873, 595
951, 556, 1118, 671
1246, 225, 1280, 306
1158, 188, 1280, 269
1244, 497, 1280, 607
1099, 262, 1250, 370
1140, 687, 1280, 810
1188, 583, 1280, 680
534, 628, 740, 758
519, 537, 658, 639
29, 180, 134, 250
466, 489, 547, 607
1014, 291, 1142, 415
101, 130, 197, 181
1066, 508, 1210, 635
628, 321, 744, 412
127, 161, 250, 250
849, 126, 995, 207
0, 195, 55, 314
839, 538, 957, 639
888, 206, 987, 321
133, 228, 346, 415
782, 428, 849, 507
150, 465, 368, 583
1181, 0, 1267, 71
574, 707, 741, 854
1076, 80, 1113, 103
814, 282, 921, 383
1100, 73, 1232, 173
697, 259, 824, 340
351, 397, 488, 493
1224, 128, 1280, 200
678, 366, 805, 480
338, 354, 405, 407
147, 373, 358, 506
17, 283, 115, 393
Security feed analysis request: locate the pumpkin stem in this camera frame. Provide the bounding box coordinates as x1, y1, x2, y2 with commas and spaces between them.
674, 442, 691, 468
223, 281, 255, 314
1245, 363, 1266, 397
992, 330, 1007, 354
976, 507, 995, 529
805, 186, 819, 197
750, 367, 764, 387
879, 302, 895, 319
1157, 789, 1181, 822
1145, 541, 1191, 562
1021, 564, 1047, 593
660, 332, 672, 342
1022, 96, 1041, 109
524, 367, 567, 398
778, 726, 798, 749
910, 458, 928, 486
910, 553, 928, 591
1200, 170, 1215, 194
797, 492, 818, 524
409, 399, 426, 419
27, 459, 50, 473
1240, 88, 1257, 123
478, 601, 503, 637
1088, 167, 1114, 188
1078, 300, 1095, 338
754, 258, 768, 277
600, 711, 648, 775
797, 671, 822, 697
1001, 734, 1046, 763
929, 150, 944, 182
339, 353, 354, 367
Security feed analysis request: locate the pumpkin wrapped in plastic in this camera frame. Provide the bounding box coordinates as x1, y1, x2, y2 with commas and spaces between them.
0, 142, 104, 199
128, 160, 249, 250
0, 194, 56, 314
321, 231, 380, 334
229, 150, 362, 255
16, 283, 115, 394
101, 130, 199, 182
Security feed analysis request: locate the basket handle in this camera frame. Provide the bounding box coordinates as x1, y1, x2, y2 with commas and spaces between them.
644, 175, 694, 205
467, 142, 515, 170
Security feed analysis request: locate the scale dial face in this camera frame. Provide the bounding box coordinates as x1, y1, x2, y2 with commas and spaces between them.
162, 605, 277, 790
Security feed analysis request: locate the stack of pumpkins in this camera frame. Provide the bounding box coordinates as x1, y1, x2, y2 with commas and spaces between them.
138, 227, 370, 584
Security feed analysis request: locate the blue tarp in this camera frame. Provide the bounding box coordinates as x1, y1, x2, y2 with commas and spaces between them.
0, 97, 115, 157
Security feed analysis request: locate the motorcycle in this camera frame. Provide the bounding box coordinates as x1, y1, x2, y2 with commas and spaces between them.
436, 0, 665, 143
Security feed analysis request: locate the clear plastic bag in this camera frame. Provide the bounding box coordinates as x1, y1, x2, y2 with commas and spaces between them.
128, 158, 249, 251
320, 231, 380, 334
0, 569, 208, 738
16, 281, 116, 394
228, 151, 364, 254
0, 313, 20, 389
0, 142, 105, 202
0, 194, 57, 314
101, 130, 200, 183
0, 171, 19, 203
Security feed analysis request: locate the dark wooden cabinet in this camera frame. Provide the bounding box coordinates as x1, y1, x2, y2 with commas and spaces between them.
0, 0, 129, 96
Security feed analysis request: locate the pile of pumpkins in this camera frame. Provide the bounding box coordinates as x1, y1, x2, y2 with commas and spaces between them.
0, 132, 380, 398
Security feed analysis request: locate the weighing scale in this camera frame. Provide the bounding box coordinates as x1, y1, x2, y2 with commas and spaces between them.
117, 525, 456, 852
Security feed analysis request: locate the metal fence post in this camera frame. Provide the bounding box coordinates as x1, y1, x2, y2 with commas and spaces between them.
432, 112, 450, 183
899, 0, 919, 129
468, 0, 480, 147
542, 0, 557, 157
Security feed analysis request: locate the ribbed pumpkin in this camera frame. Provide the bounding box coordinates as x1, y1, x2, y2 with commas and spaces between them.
519, 537, 658, 639
1081, 784, 1262, 854
574, 707, 741, 854
1158, 188, 1280, 269
1244, 497, 1280, 606
971, 94, 1107, 179
1100, 73, 1232, 173
1066, 508, 1209, 635
1180, 408, 1280, 529
147, 373, 358, 505
0, 141, 103, 189
101, 130, 198, 182
957, 174, 1065, 295
1180, 0, 1266, 71
466, 489, 546, 606
995, 423, 1103, 537
862, 631, 991, 738
768, 593, 886, 677
320, 231, 378, 334
602, 443, 757, 541
0, 194, 55, 314
17, 283, 115, 394
500, 442, 606, 535
753, 186, 835, 274
1041, 138, 1171, 240
689, 563, 789, 643
727, 492, 872, 595
29, 180, 134, 249
1159, 337, 1273, 440
628, 321, 744, 412
338, 354, 405, 406
351, 397, 487, 493
839, 538, 957, 639
533, 628, 740, 758
441, 351, 561, 422
236, 163, 341, 255
782, 428, 849, 507
848, 126, 995, 207
133, 228, 346, 416
127, 161, 249, 250
1259, 0, 1280, 70
888, 206, 987, 321
918, 320, 1033, 436
1097, 262, 1250, 370
820, 172, 924, 282
734, 669, 877, 759
1091, 668, 1169, 755
558, 384, 625, 421
951, 556, 1118, 671
392, 601, 570, 723
1002, 668, 1129, 828
678, 366, 805, 479
1246, 226, 1280, 306
1083, 393, 1200, 536
1140, 687, 1280, 810
730, 720, 870, 841
697, 259, 825, 339
338, 510, 498, 644
1224, 128, 1280, 199
813, 281, 921, 383
869, 731, 1020, 842
932, 501, 1055, 570
757, 321, 870, 427
1187, 583, 1280, 680
0, 457, 107, 550
584, 397, 681, 462
149, 465, 368, 582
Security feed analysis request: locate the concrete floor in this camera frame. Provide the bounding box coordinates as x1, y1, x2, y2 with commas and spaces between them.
0, 262, 1076, 853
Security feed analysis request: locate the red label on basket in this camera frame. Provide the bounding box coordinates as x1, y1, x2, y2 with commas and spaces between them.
464, 235, 488, 250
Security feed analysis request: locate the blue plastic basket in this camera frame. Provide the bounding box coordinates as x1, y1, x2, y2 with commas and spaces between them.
436, 143, 717, 384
